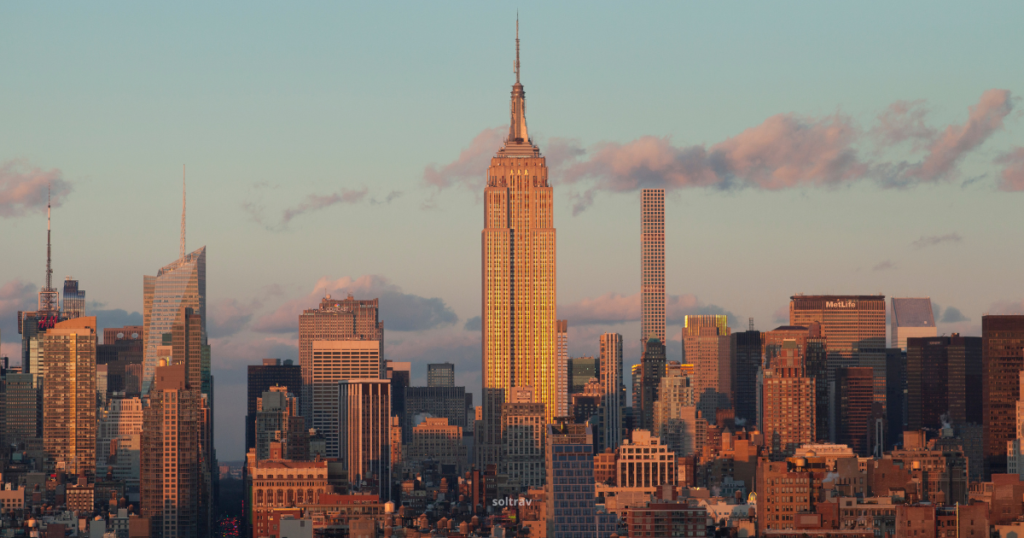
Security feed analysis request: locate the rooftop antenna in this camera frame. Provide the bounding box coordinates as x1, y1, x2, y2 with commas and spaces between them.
749, 317, 754, 332
514, 13, 520, 83
180, 165, 186, 260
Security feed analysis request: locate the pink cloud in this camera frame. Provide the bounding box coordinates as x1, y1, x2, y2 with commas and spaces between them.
997, 147, 1024, 191
423, 126, 507, 191
0, 160, 72, 218
281, 189, 368, 224
871, 100, 937, 148
897, 89, 1014, 182
0, 279, 38, 358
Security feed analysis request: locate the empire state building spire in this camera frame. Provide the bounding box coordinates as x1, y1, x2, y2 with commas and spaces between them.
504, 17, 533, 152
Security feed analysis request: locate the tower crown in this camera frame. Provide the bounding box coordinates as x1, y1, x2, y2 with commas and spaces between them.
498, 18, 539, 158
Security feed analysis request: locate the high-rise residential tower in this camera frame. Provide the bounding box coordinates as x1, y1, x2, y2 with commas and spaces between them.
641, 189, 665, 346
983, 315, 1024, 476
42, 316, 97, 475
481, 23, 558, 466
636, 338, 667, 431
599, 333, 623, 450
61, 277, 85, 320
427, 362, 455, 387
891, 298, 937, 351
761, 340, 815, 456
682, 314, 732, 421
142, 247, 206, 394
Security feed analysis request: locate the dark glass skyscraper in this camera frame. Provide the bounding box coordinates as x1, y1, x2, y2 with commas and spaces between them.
730, 329, 761, 426
245, 359, 302, 452
982, 315, 1024, 477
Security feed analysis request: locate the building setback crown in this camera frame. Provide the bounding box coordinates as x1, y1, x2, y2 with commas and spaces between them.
497, 18, 540, 158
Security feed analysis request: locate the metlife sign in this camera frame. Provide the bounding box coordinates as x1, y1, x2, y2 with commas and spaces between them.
825, 301, 856, 309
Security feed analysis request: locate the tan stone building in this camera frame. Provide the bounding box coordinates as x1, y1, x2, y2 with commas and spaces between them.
761, 339, 816, 456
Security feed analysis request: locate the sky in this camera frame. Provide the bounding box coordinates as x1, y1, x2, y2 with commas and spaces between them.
2, 2, 1023, 461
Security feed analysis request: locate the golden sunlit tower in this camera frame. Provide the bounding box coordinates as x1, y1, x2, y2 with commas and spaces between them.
641, 189, 665, 346
481, 20, 558, 460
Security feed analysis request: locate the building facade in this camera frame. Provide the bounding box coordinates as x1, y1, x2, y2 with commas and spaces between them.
906, 334, 982, 430
427, 363, 455, 388
683, 315, 732, 421
142, 247, 206, 394
761, 340, 816, 456
731, 329, 761, 427
891, 297, 937, 351
481, 28, 559, 465
246, 359, 302, 453
338, 379, 391, 500
599, 333, 624, 451
545, 422, 617, 538
61, 277, 86, 320
312, 339, 382, 458
500, 401, 546, 489
42, 316, 98, 475
637, 338, 667, 431
640, 188, 665, 346
983, 315, 1024, 476
836, 367, 875, 456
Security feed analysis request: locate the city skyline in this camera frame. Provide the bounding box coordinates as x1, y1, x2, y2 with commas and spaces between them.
3, 4, 1024, 463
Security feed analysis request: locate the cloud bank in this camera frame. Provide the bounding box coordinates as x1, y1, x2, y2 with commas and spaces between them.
558, 292, 736, 327
424, 90, 1015, 214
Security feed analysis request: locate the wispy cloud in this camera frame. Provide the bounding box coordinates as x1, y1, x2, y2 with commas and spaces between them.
423, 126, 507, 192
911, 233, 963, 249
208, 298, 263, 338
997, 147, 1024, 191
873, 260, 896, 271
243, 187, 369, 230
0, 160, 73, 218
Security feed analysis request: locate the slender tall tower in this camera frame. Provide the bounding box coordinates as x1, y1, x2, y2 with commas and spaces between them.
481, 20, 557, 466
38, 189, 59, 314
599, 333, 624, 450
641, 189, 665, 346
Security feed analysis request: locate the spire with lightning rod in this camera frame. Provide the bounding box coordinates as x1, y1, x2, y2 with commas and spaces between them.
181, 165, 186, 260
46, 186, 52, 292
515, 13, 520, 83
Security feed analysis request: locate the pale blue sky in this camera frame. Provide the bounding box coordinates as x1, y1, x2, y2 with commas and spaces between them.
2, 2, 1023, 459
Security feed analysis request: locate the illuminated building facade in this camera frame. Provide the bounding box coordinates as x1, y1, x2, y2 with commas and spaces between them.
481, 24, 557, 471
682, 315, 732, 420
641, 188, 665, 346
42, 316, 98, 475
599, 333, 623, 450
142, 247, 206, 394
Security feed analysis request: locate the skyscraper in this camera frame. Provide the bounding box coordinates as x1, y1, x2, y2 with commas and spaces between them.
599, 333, 623, 450
569, 356, 598, 394
385, 361, 410, 441
906, 334, 982, 430
481, 22, 558, 438
891, 297, 937, 351
312, 339, 383, 458
42, 316, 97, 475
61, 277, 86, 320
761, 340, 815, 455
636, 338, 667, 431
97, 395, 144, 488
298, 294, 383, 419
836, 366, 874, 456
338, 379, 391, 500
641, 188, 665, 346
545, 421, 618, 538
682, 314, 732, 420
556, 320, 569, 418
246, 359, 302, 453
730, 329, 761, 426
427, 362, 455, 387
652, 362, 698, 456
790, 295, 887, 419
255, 386, 306, 461
142, 247, 206, 394
141, 360, 200, 538
983, 315, 1024, 476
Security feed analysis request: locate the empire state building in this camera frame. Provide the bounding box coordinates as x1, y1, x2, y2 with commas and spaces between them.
481, 21, 558, 465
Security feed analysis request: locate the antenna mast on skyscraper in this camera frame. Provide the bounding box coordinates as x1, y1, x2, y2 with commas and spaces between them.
181, 165, 186, 260
515, 14, 520, 83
